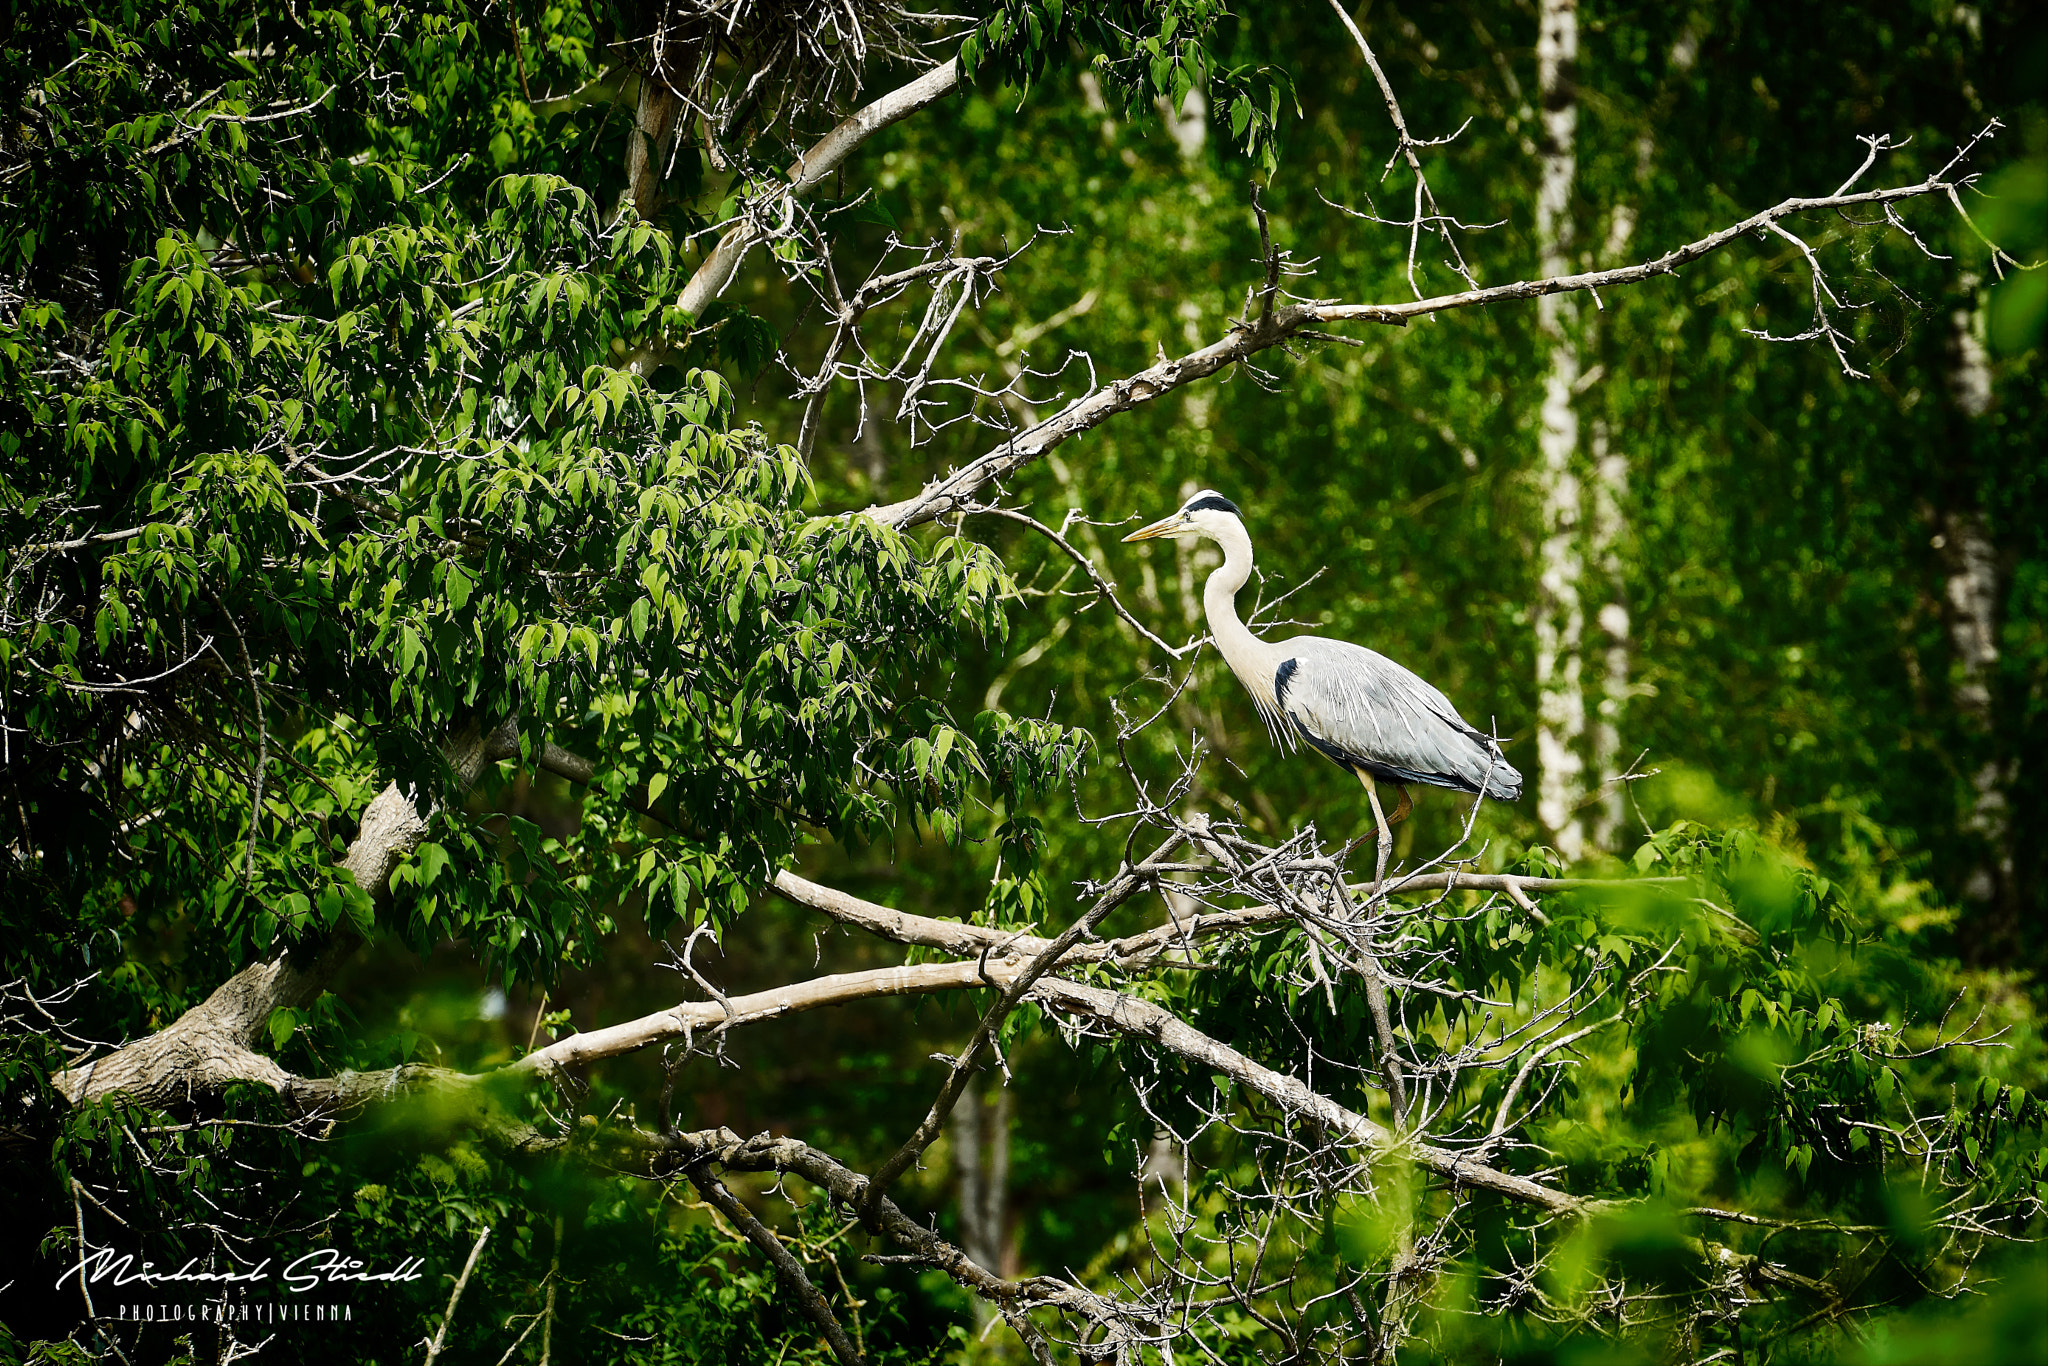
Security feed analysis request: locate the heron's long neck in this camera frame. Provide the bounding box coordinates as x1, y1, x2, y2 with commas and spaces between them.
1203, 523, 1281, 706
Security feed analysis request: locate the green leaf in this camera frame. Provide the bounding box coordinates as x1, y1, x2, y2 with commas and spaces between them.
267, 1007, 301, 1053
415, 841, 449, 889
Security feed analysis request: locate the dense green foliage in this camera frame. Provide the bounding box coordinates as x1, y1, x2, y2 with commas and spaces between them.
3, 1, 2045, 1363
0, 0, 1088, 995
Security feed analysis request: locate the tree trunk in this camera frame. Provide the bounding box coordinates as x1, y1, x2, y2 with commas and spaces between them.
1939, 299, 2016, 947
1586, 26, 1697, 855
627, 72, 682, 224
55, 719, 517, 1108
1587, 195, 1643, 854
1589, 415, 1630, 853
951, 1076, 1013, 1337
1532, 0, 1586, 861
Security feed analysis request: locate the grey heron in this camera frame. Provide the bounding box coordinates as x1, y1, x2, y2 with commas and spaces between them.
1124, 490, 1521, 877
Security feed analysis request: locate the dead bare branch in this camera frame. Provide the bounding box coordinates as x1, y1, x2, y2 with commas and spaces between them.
868, 131, 2005, 530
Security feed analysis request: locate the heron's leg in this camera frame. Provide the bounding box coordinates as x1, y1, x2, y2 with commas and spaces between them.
1387, 784, 1413, 828
1348, 771, 1410, 1130
1359, 770, 1394, 889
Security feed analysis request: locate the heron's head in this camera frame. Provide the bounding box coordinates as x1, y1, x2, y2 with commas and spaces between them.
1122, 490, 1243, 544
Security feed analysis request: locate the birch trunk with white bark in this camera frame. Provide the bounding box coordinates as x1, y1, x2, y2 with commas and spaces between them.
1587, 29, 1696, 853
1587, 196, 1644, 853
1939, 299, 2016, 932
1533, 0, 1586, 861
1589, 415, 1630, 852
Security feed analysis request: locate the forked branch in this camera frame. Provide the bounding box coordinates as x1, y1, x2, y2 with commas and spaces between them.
868, 127, 2008, 531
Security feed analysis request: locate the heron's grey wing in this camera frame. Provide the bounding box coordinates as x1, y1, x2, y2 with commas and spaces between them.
1272, 636, 1522, 799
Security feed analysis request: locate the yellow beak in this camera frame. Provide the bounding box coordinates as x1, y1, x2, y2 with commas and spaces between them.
1122, 514, 1183, 543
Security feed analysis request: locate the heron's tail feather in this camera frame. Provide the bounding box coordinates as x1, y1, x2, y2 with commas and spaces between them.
1482, 756, 1523, 802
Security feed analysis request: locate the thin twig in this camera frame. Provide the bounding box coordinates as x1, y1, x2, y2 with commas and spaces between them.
423, 1225, 492, 1366
689, 1171, 865, 1365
